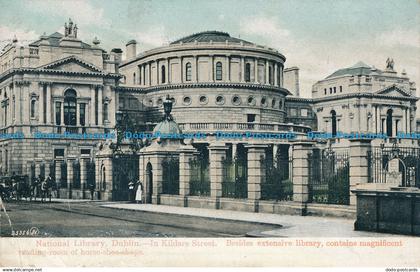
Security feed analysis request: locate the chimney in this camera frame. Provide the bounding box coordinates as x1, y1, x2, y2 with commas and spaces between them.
283, 67, 300, 97
126, 40, 137, 60
111, 48, 123, 63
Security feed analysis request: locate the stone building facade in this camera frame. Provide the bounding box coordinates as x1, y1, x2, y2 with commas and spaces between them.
0, 21, 418, 209
311, 61, 418, 147
0, 20, 120, 198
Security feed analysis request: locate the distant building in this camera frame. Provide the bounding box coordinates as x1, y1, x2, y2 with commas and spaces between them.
311, 60, 417, 146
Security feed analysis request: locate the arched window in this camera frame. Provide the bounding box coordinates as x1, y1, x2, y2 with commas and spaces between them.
245, 63, 251, 82
161, 65, 166, 83
185, 62, 192, 81
331, 110, 337, 137
216, 62, 223, 81
386, 109, 393, 137
64, 89, 77, 126
133, 73, 136, 85
30, 99, 36, 118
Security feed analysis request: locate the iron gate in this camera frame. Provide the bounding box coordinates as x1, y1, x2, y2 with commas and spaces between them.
189, 154, 210, 196
368, 145, 420, 188
261, 156, 293, 201
222, 145, 247, 198
308, 149, 350, 205
112, 154, 139, 201
162, 156, 179, 195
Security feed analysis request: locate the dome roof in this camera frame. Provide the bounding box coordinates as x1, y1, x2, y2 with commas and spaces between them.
153, 119, 182, 135
170, 31, 253, 45
326, 61, 383, 79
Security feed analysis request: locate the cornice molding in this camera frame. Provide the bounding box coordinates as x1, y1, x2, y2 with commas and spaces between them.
116, 82, 290, 95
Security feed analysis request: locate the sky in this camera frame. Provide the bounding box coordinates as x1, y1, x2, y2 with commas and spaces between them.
0, 0, 419, 98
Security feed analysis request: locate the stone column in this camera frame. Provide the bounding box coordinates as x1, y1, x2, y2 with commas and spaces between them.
98, 85, 103, 126
14, 83, 21, 124
76, 103, 80, 126
67, 156, 75, 199
245, 144, 267, 204
90, 85, 95, 126
38, 83, 44, 124
35, 159, 41, 178
265, 60, 269, 84
149, 62, 152, 86
55, 159, 62, 188
178, 146, 196, 199
45, 161, 51, 177
60, 102, 64, 127
156, 60, 159, 84
349, 139, 372, 205
273, 144, 279, 167
180, 57, 184, 83
232, 144, 237, 159
80, 156, 89, 192
166, 58, 170, 84
240, 57, 245, 82
274, 63, 278, 86
210, 55, 214, 82
107, 85, 116, 128
22, 84, 30, 125
254, 58, 258, 83
46, 84, 51, 124
226, 55, 230, 82
208, 143, 228, 202
280, 65, 284, 87
151, 154, 165, 204
194, 56, 199, 82
292, 142, 313, 208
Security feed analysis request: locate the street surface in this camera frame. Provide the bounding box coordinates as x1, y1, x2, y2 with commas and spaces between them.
0, 201, 280, 237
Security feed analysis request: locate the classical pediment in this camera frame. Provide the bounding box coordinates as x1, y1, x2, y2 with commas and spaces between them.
37, 56, 103, 73
375, 84, 412, 97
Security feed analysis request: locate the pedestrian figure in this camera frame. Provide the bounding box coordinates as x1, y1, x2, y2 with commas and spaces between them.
40, 178, 48, 203
88, 183, 95, 200
135, 180, 143, 204
128, 180, 135, 202
30, 176, 39, 201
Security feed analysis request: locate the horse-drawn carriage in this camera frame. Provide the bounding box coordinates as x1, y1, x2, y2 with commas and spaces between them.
0, 175, 30, 201
0, 174, 55, 202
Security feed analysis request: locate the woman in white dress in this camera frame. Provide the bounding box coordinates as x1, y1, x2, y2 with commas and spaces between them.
135, 180, 143, 204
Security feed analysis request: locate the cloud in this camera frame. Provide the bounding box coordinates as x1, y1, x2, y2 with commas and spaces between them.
0, 25, 39, 49
239, 16, 290, 44
26, 0, 109, 27
126, 25, 169, 50
376, 28, 420, 48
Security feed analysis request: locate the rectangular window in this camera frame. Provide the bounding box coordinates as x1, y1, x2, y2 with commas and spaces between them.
54, 149, 64, 158
333, 87, 336, 93
55, 102, 61, 125
81, 149, 91, 155
247, 114, 256, 123
329, 88, 332, 94
324, 88, 327, 95
79, 103, 86, 126
340, 86, 343, 92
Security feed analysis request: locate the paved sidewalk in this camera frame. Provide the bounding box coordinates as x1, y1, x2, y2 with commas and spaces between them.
101, 203, 405, 237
